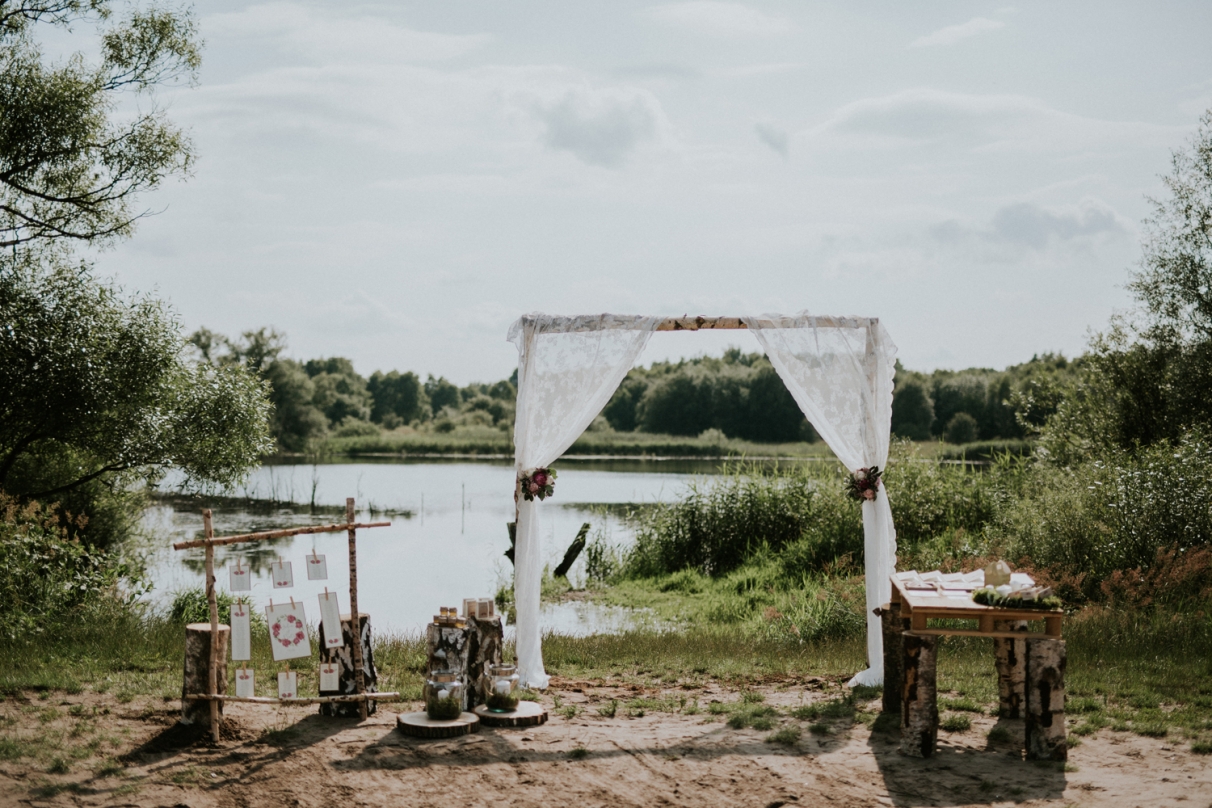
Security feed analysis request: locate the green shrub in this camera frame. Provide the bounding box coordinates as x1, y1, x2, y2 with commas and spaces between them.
169, 588, 264, 629
940, 713, 972, 732
766, 725, 801, 746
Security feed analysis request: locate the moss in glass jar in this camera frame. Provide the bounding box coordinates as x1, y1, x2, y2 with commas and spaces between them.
486, 692, 519, 712
427, 695, 462, 720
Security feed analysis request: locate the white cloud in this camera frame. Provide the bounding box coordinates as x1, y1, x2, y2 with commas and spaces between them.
931, 199, 1129, 249
531, 86, 666, 168
754, 122, 788, 157
910, 17, 1005, 48
205, 2, 492, 64
643, 2, 793, 37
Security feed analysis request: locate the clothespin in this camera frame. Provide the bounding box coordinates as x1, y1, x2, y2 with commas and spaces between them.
290, 596, 296, 608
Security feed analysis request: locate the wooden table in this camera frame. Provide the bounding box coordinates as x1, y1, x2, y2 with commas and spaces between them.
882, 571, 1067, 761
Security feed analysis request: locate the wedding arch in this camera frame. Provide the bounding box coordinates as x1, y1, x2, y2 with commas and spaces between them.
507, 313, 898, 689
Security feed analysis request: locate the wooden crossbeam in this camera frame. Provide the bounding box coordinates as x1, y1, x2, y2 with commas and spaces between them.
172, 520, 390, 550
520, 314, 879, 334
185, 691, 401, 706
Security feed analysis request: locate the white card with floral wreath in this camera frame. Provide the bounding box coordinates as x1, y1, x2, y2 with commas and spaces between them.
272, 560, 294, 589
235, 667, 255, 698
229, 561, 251, 592
319, 662, 340, 692
230, 603, 251, 661
318, 591, 343, 648
306, 552, 328, 580
265, 601, 311, 661
278, 671, 297, 700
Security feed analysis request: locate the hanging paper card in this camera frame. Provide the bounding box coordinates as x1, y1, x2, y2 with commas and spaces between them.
265, 601, 312, 661
230, 603, 251, 661
229, 560, 250, 592
319, 662, 340, 692
318, 591, 343, 648
272, 560, 294, 589
306, 552, 328, 580
278, 671, 297, 700
235, 667, 255, 698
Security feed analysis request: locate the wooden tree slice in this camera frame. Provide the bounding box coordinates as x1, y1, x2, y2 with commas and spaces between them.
396, 711, 480, 739
473, 700, 548, 727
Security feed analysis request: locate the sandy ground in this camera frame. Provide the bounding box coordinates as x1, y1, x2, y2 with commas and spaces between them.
2, 677, 1209, 808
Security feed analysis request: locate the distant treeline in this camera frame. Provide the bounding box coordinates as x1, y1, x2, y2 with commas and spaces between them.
191, 328, 1078, 452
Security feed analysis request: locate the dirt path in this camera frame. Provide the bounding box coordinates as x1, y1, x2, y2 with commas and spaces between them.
1, 679, 1208, 808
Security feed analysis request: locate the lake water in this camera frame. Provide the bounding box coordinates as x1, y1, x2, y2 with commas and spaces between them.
141, 458, 731, 636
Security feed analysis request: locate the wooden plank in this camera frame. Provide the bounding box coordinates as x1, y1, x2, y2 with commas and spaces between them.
203, 510, 220, 744
520, 314, 878, 335
173, 520, 390, 550
906, 628, 1059, 641
347, 498, 367, 721
186, 692, 401, 705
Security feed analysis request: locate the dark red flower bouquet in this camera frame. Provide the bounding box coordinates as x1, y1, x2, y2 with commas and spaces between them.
519, 467, 557, 501
846, 466, 882, 502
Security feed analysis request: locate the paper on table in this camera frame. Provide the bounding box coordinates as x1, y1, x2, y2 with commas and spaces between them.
230, 603, 251, 661
318, 591, 343, 648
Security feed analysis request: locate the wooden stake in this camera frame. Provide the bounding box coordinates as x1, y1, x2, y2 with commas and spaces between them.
347, 497, 367, 720
203, 509, 220, 743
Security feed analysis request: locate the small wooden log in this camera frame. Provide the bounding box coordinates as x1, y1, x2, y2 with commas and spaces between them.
426, 622, 472, 711
473, 701, 548, 727
345, 498, 367, 721
171, 520, 391, 550
880, 602, 909, 713
182, 623, 229, 728
900, 632, 938, 758
203, 510, 221, 743
396, 711, 480, 739
994, 619, 1028, 719
466, 615, 504, 708
319, 612, 378, 717
1026, 638, 1067, 761
553, 522, 590, 578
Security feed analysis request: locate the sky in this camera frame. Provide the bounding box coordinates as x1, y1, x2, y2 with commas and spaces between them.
79, 1, 1212, 384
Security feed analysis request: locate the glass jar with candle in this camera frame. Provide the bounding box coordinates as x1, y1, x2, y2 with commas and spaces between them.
424, 671, 463, 720
482, 663, 521, 712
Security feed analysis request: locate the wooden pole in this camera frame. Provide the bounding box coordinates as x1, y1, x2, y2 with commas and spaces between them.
172, 520, 391, 550
186, 692, 400, 705
203, 509, 220, 743
347, 497, 367, 720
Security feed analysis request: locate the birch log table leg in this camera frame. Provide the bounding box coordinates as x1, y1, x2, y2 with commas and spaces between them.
1026, 638, 1067, 761
900, 632, 938, 758
994, 620, 1028, 719
426, 623, 472, 711
182, 623, 229, 729
319, 613, 378, 717
466, 615, 503, 709
880, 602, 909, 714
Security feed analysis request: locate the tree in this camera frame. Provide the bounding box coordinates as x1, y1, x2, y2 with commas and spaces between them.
1, 1, 201, 250
424, 374, 460, 416
368, 370, 427, 425
891, 378, 934, 440
0, 257, 273, 544
305, 357, 371, 424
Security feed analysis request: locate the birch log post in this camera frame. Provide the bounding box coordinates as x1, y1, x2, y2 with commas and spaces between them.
182, 623, 229, 728
345, 498, 367, 721
994, 620, 1028, 719
202, 509, 221, 742
880, 602, 909, 713
426, 623, 472, 711
900, 632, 938, 758
466, 615, 503, 708
1026, 638, 1067, 761
319, 613, 378, 717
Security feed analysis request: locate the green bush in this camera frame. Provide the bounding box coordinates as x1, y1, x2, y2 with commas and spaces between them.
0, 495, 136, 640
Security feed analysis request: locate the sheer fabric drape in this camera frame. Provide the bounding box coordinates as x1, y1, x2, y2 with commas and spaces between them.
743, 314, 898, 687
507, 314, 661, 687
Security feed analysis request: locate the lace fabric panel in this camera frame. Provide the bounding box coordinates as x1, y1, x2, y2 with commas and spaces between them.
743, 313, 898, 687
508, 313, 661, 688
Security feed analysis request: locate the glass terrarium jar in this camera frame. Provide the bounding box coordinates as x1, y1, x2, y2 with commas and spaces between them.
482, 664, 521, 712
424, 671, 463, 720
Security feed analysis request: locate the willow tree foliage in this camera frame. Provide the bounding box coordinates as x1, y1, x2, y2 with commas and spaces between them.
0, 254, 274, 544
0, 0, 200, 249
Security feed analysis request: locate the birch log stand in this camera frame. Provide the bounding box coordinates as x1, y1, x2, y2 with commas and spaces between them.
426, 623, 473, 710
181, 623, 229, 728
473, 700, 548, 728
466, 615, 503, 709
396, 710, 481, 739
319, 613, 378, 717
899, 632, 938, 757
994, 620, 1028, 718
1026, 638, 1067, 761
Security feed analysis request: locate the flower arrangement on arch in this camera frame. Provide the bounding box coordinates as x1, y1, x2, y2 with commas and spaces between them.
846, 466, 882, 502
519, 467, 557, 501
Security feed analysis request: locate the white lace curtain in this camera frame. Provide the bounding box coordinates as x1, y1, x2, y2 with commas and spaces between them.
507, 312, 897, 688
507, 314, 662, 688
